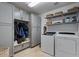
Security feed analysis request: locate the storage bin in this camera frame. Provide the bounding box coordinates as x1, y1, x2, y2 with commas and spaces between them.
68, 7, 79, 13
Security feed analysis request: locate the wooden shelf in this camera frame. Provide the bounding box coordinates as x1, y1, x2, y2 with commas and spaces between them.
46, 22, 79, 26
63, 11, 77, 16
45, 15, 62, 19
45, 11, 78, 19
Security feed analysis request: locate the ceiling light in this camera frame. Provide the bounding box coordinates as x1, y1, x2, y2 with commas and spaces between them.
28, 2, 40, 7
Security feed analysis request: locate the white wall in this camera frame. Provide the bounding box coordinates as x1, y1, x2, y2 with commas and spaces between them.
40, 2, 79, 34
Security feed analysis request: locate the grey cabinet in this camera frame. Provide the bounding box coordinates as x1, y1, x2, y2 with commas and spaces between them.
31, 13, 41, 47
13, 7, 29, 21
0, 2, 13, 56
20, 10, 29, 21
0, 3, 13, 47
31, 27, 37, 46
31, 14, 39, 27
13, 7, 21, 20
0, 24, 12, 47
37, 27, 41, 43
0, 3, 13, 23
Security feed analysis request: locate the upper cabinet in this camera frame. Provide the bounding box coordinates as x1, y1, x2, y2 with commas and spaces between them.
31, 13, 41, 27
0, 2, 13, 23
20, 9, 29, 21
13, 7, 21, 20
13, 7, 29, 21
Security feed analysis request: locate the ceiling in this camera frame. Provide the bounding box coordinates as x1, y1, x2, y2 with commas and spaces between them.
10, 2, 74, 14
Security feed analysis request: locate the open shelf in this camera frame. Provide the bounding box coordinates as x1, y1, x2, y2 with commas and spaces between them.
45, 11, 78, 19
46, 22, 79, 26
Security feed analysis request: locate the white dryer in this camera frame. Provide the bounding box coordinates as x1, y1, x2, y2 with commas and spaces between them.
55, 32, 79, 57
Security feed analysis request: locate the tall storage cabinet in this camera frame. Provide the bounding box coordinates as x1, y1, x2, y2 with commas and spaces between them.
0, 2, 13, 48
31, 13, 41, 47
0, 2, 13, 56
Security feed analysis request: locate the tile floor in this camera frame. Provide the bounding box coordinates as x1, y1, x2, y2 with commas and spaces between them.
14, 46, 51, 57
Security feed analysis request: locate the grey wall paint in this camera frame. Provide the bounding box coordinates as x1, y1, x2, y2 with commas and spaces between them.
47, 23, 78, 33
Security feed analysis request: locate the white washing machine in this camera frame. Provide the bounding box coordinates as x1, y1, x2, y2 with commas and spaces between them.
41, 32, 56, 56
55, 32, 79, 57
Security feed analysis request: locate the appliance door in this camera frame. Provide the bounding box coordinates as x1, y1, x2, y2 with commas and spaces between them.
55, 36, 77, 57
41, 35, 54, 56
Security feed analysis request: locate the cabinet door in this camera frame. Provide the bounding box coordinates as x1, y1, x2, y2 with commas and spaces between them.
13, 7, 21, 20
22, 11, 29, 21
31, 27, 37, 47
37, 16, 41, 27
20, 9, 23, 20
31, 14, 38, 27
36, 27, 41, 44
0, 3, 13, 23
0, 24, 12, 47
55, 37, 76, 57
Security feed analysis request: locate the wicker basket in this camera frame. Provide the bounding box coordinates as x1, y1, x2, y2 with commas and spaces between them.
46, 22, 52, 26
54, 11, 63, 16
46, 14, 53, 18
68, 7, 79, 13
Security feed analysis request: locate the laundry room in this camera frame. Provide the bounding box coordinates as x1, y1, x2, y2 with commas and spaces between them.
0, 1, 79, 58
